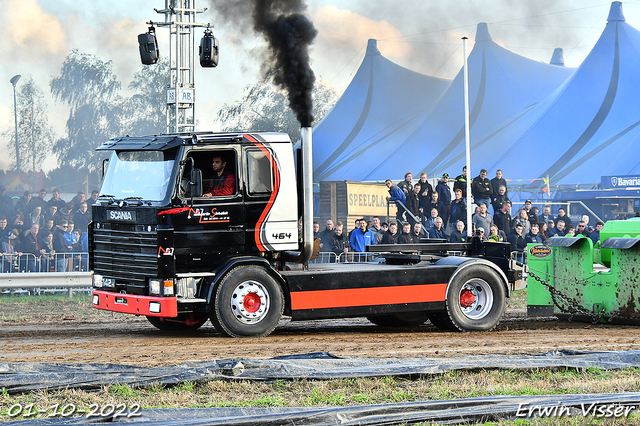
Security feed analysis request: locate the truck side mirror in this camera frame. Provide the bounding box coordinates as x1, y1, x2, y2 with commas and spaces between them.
101, 158, 109, 180
191, 169, 202, 198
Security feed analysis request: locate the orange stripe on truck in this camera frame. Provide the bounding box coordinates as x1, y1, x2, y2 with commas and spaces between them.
290, 283, 448, 310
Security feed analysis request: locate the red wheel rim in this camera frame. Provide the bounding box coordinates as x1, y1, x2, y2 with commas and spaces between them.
459, 288, 475, 308
243, 293, 261, 313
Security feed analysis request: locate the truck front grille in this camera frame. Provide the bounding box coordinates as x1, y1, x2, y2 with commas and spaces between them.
93, 228, 157, 288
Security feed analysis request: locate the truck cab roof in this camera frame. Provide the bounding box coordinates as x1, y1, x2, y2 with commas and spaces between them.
97, 132, 293, 151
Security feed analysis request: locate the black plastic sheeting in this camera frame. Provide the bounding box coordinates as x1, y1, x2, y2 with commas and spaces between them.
3, 350, 640, 395
4, 351, 640, 425
5, 393, 640, 425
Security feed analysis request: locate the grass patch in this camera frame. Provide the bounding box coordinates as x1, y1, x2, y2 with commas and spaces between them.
2, 367, 640, 424
507, 289, 527, 310
0, 293, 91, 304
0, 292, 134, 322
108, 383, 139, 399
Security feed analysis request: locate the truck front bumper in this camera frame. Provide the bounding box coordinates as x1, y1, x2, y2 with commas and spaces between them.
92, 290, 178, 317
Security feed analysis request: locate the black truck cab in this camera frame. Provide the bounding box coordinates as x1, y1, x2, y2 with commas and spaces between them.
91, 132, 299, 325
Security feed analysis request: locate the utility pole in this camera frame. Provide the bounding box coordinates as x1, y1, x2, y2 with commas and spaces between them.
150, 0, 208, 134
462, 37, 472, 235
10, 74, 21, 173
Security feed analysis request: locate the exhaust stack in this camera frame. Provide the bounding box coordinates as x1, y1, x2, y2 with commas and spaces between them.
283, 127, 313, 264
297, 126, 314, 263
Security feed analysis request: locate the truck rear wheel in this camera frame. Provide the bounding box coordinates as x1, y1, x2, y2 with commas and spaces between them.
146, 314, 208, 331
440, 264, 506, 332
210, 266, 284, 338
367, 312, 429, 327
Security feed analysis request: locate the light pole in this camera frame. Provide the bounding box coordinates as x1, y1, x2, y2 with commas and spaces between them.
10, 74, 21, 173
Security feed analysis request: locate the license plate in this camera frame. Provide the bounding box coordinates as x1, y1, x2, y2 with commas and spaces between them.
115, 297, 128, 305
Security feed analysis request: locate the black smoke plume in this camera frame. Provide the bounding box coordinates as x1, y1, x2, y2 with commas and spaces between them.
211, 0, 317, 127
252, 1, 317, 127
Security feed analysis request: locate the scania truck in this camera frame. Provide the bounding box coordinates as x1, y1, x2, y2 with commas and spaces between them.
90, 128, 520, 337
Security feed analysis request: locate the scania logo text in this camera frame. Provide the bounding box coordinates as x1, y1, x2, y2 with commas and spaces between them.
109, 211, 133, 220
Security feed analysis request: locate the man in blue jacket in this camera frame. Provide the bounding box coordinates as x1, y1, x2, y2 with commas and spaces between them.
429, 217, 448, 240
525, 223, 544, 244
385, 179, 407, 224
349, 218, 377, 253
507, 222, 527, 255
436, 174, 452, 228
450, 188, 467, 226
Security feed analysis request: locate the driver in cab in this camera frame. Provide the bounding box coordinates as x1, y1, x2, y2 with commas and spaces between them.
203, 155, 235, 197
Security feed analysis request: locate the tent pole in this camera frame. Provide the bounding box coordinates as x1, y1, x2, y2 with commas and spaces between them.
462, 37, 472, 236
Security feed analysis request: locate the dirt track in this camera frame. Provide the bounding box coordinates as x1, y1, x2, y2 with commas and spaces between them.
2, 306, 640, 367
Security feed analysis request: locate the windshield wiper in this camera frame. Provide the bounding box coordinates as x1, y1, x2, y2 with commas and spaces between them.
124, 196, 144, 206
98, 194, 116, 205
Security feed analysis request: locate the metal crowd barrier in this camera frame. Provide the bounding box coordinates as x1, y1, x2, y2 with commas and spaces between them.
337, 252, 383, 263
0, 252, 92, 297
308, 252, 338, 264
0, 271, 91, 291
0, 252, 89, 273
310, 251, 382, 264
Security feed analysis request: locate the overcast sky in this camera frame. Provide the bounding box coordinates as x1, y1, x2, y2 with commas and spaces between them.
0, 0, 637, 170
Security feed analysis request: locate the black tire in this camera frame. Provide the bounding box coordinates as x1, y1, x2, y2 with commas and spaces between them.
146, 314, 208, 331
210, 265, 284, 338
443, 263, 506, 332
367, 312, 430, 327
426, 311, 457, 331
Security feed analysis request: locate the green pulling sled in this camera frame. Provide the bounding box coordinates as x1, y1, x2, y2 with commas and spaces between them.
527, 218, 640, 324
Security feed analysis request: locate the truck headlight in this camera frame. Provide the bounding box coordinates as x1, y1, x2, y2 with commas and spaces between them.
93, 274, 103, 288
149, 279, 161, 295
163, 279, 174, 296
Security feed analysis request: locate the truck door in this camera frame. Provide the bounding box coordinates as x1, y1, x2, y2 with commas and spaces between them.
244, 146, 276, 253
176, 147, 245, 257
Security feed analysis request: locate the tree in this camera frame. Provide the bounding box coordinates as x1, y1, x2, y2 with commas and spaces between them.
123, 58, 170, 136
215, 78, 337, 142
3, 76, 55, 172
50, 49, 123, 170
44, 164, 100, 194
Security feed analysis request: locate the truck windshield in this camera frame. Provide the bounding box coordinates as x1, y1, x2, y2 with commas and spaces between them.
101, 150, 176, 201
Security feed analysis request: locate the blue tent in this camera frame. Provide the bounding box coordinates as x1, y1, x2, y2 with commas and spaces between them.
313, 1, 639, 186
312, 39, 451, 182
490, 1, 640, 184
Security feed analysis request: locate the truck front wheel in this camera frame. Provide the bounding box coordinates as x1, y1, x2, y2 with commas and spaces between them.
210, 266, 284, 338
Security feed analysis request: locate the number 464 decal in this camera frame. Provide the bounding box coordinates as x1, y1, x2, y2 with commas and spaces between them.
272, 233, 292, 240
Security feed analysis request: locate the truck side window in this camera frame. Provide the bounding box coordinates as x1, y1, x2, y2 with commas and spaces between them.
203, 151, 237, 197
247, 149, 273, 195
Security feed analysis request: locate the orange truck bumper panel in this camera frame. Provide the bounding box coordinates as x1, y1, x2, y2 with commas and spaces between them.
92, 290, 178, 317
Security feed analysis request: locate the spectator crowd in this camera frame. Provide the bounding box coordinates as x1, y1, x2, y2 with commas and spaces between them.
0, 186, 99, 273
314, 167, 607, 258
